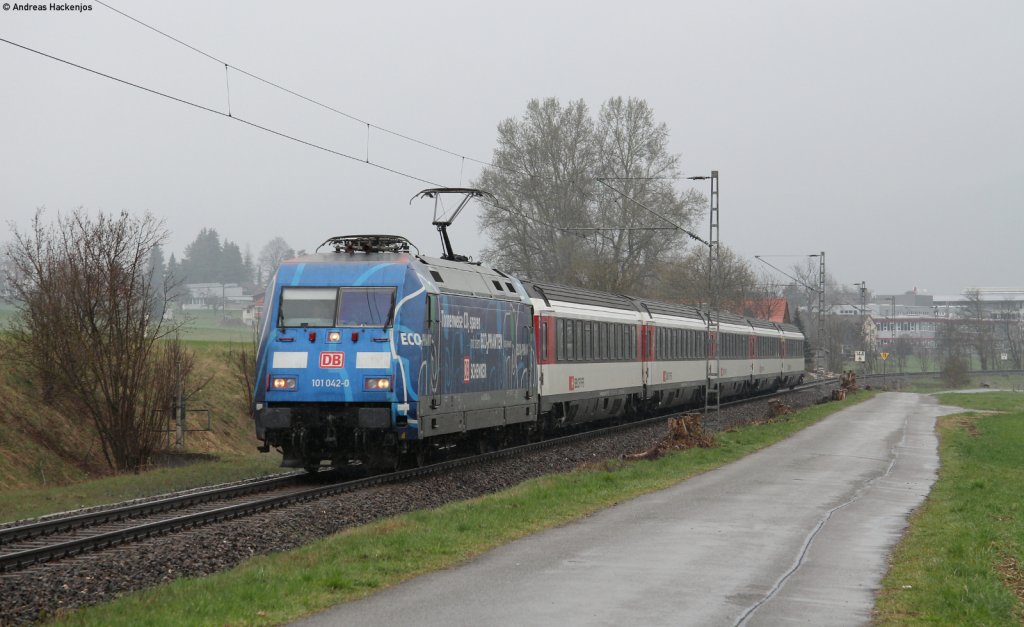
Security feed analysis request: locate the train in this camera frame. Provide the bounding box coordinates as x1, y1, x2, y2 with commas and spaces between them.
253, 233, 805, 472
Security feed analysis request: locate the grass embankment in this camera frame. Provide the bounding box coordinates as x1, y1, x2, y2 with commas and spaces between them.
54, 392, 877, 626
0, 455, 284, 523
0, 332, 270, 517
875, 391, 1024, 625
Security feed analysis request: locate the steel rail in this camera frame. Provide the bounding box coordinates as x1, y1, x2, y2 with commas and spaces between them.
0, 473, 304, 546
0, 378, 844, 573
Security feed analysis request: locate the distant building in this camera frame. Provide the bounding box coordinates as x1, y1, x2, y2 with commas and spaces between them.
870, 288, 1024, 351
181, 283, 253, 311
743, 298, 791, 324
242, 293, 264, 326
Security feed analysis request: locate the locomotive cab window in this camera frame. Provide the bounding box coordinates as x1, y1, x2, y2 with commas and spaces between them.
279, 287, 337, 328
338, 287, 396, 328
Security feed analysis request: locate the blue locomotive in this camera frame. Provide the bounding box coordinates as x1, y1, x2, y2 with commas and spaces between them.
253, 235, 537, 471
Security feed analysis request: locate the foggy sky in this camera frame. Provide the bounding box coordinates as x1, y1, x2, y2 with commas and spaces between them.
2, 0, 1022, 297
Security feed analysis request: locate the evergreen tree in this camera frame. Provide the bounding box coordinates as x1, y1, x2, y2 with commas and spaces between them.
181, 228, 223, 283
166, 252, 179, 280
221, 240, 246, 284
242, 244, 255, 286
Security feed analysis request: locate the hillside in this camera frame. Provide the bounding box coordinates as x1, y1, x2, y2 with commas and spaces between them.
0, 339, 263, 491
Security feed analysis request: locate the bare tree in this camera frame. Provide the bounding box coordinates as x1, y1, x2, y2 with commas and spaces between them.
475, 97, 703, 293
936, 317, 971, 386
655, 245, 759, 311
225, 326, 259, 417
2, 209, 193, 472
893, 336, 914, 373
257, 237, 295, 287
994, 301, 1023, 369
962, 289, 996, 370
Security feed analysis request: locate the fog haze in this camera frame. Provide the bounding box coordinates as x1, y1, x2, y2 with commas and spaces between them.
2, 0, 1021, 296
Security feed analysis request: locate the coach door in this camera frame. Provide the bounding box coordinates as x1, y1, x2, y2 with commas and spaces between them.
535, 311, 554, 398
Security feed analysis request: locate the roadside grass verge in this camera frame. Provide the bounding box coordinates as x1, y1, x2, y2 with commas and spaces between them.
875, 391, 1024, 625
0, 455, 283, 524
54, 392, 877, 626
900, 374, 1024, 394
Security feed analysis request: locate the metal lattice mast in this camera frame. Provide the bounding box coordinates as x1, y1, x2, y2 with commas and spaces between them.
817, 251, 825, 370
704, 171, 721, 420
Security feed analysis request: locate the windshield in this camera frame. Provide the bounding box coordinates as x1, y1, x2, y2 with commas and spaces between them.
338, 287, 395, 328
279, 287, 337, 328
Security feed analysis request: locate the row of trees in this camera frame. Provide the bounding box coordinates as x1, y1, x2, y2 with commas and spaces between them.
474, 96, 785, 318
157, 231, 297, 289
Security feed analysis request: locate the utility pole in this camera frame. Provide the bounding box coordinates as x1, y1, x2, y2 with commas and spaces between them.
854, 281, 867, 374
704, 171, 721, 422
817, 251, 826, 371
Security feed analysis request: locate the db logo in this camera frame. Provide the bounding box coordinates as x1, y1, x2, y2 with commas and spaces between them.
319, 352, 345, 368
463, 357, 471, 383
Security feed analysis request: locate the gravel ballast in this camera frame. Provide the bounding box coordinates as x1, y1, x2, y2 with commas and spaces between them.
0, 387, 835, 624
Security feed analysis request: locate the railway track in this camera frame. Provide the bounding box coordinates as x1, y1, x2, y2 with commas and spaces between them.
0, 378, 842, 575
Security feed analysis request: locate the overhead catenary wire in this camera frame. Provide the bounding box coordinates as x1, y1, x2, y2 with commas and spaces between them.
92, 0, 499, 168
0, 33, 709, 248
753, 256, 820, 293
8, 1, 715, 237
0, 36, 443, 187
87, 1, 710, 189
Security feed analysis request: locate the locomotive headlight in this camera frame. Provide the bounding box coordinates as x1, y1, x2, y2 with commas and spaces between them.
327, 331, 342, 343
364, 376, 391, 391
270, 376, 297, 390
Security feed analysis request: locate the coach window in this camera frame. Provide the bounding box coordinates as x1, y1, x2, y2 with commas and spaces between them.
556, 319, 565, 362
279, 287, 337, 328
541, 320, 549, 362
583, 321, 592, 361
572, 320, 581, 361
566, 320, 575, 361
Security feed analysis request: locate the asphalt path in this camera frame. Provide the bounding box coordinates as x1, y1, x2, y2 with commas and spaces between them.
294, 393, 956, 626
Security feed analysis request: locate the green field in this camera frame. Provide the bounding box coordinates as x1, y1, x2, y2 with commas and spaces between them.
0, 303, 253, 343
169, 309, 256, 343
52, 392, 875, 626
875, 391, 1024, 624
900, 373, 1024, 394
